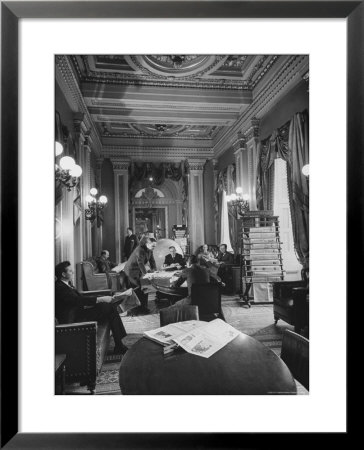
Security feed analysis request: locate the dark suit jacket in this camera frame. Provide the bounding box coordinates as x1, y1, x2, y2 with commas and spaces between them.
96, 257, 116, 273
123, 244, 156, 285
217, 251, 234, 264
173, 264, 212, 297
55, 279, 97, 324
124, 234, 138, 259
164, 253, 186, 268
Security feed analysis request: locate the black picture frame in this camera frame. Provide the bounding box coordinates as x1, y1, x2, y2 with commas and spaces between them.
1, 1, 359, 447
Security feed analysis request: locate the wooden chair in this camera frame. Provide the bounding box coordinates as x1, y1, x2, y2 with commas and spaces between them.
190, 283, 225, 322
159, 304, 199, 327
281, 329, 309, 391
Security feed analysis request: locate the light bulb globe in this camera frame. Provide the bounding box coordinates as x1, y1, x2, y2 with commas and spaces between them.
90, 188, 98, 196
99, 195, 107, 204
236, 187, 243, 195
69, 165, 82, 177
59, 156, 75, 171
302, 164, 310, 177
55, 141, 63, 156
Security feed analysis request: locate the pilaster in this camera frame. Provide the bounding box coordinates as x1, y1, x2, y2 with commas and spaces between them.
73, 113, 93, 259
111, 158, 131, 261
187, 159, 205, 254
233, 132, 248, 195
212, 159, 219, 244
244, 118, 260, 210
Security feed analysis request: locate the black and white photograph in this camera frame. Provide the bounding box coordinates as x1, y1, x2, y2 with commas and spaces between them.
54, 54, 309, 395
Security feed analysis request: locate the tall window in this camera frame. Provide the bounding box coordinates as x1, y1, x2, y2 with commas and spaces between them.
273, 158, 302, 279
220, 190, 234, 252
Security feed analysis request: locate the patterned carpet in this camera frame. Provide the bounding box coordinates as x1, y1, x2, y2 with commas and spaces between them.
65, 296, 307, 395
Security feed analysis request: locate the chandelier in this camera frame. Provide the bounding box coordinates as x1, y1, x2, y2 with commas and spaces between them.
55, 142, 82, 191
85, 188, 108, 227
226, 187, 250, 218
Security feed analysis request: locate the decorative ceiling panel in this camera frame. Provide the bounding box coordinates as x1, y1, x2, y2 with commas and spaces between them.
64, 54, 305, 151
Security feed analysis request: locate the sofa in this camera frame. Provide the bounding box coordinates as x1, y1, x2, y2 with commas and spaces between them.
55, 318, 111, 394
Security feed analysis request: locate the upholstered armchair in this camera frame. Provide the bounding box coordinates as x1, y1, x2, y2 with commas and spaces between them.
55, 320, 111, 394
272, 268, 309, 335
75, 259, 124, 293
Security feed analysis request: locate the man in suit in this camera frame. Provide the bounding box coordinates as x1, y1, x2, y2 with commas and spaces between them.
171, 255, 224, 306
55, 261, 128, 355
123, 236, 157, 315
124, 227, 138, 261
96, 249, 117, 273
163, 245, 186, 271
216, 244, 234, 291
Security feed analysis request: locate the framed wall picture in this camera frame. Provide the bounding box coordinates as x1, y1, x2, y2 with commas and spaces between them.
1, 0, 360, 447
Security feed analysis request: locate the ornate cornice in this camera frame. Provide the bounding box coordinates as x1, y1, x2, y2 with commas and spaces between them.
102, 146, 213, 162
213, 55, 308, 157
56, 55, 102, 156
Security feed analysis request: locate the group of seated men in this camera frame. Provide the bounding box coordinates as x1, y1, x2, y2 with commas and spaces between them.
55, 237, 234, 356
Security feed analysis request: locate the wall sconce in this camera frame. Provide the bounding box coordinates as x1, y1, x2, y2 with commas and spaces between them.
226, 187, 250, 218
55, 151, 82, 191
85, 188, 108, 227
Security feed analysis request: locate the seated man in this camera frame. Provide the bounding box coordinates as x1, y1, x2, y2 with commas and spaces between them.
96, 250, 117, 273
163, 245, 186, 271
55, 261, 128, 355
123, 236, 157, 315
216, 244, 234, 291
171, 255, 224, 306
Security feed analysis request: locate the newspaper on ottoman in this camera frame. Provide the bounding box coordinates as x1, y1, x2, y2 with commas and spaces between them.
112, 288, 141, 312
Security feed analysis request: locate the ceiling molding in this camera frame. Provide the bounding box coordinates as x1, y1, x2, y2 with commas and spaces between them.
213, 55, 308, 157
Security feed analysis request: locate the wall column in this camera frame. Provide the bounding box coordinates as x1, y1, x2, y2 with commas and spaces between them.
245, 118, 260, 211
212, 159, 219, 244
110, 159, 130, 262
93, 157, 104, 255
233, 132, 248, 196
187, 160, 205, 254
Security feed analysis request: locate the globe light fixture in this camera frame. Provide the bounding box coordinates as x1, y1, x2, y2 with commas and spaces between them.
55, 155, 82, 191
85, 188, 108, 227
227, 187, 250, 218
55, 141, 63, 157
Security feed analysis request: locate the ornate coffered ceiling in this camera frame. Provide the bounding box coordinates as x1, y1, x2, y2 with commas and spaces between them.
56, 54, 308, 160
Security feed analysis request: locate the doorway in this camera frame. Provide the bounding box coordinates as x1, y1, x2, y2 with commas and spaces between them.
133, 207, 167, 240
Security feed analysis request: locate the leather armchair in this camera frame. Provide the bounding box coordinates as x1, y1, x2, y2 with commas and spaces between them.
55, 320, 111, 394
272, 269, 309, 335
76, 259, 124, 293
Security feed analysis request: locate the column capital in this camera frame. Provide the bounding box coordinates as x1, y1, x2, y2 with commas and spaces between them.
244, 117, 260, 142
186, 159, 206, 172
233, 132, 247, 153
73, 112, 87, 135
212, 158, 219, 172
110, 158, 131, 172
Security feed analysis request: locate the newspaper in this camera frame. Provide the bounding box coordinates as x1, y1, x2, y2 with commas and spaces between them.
173, 319, 240, 358
112, 288, 141, 312
143, 320, 206, 346
111, 262, 126, 273
144, 319, 240, 358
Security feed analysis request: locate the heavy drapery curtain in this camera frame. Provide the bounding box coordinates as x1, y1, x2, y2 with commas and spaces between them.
288, 111, 309, 268
255, 110, 309, 267
256, 122, 290, 210
216, 164, 236, 253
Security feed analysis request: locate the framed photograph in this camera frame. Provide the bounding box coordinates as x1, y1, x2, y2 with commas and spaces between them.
1, 0, 360, 447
